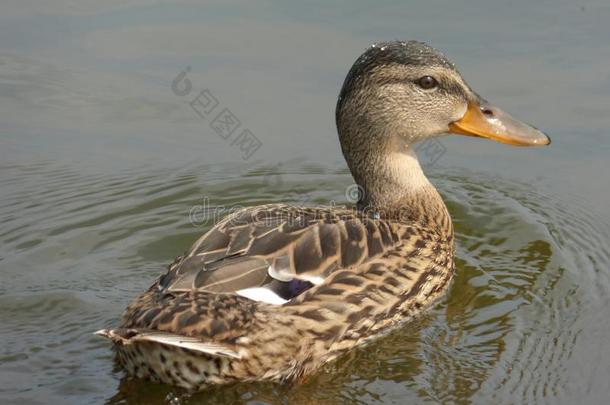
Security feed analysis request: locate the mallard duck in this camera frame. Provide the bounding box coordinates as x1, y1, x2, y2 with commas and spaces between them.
96, 40, 549, 390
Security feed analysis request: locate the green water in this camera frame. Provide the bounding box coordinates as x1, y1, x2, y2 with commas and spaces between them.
2, 1, 610, 404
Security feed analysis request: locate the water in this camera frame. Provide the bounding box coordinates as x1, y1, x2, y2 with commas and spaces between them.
1, 1, 610, 404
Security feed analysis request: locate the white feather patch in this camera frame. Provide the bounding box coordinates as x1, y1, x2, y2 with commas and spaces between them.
94, 329, 112, 338
267, 256, 294, 282
302, 275, 325, 285
132, 332, 241, 359
268, 261, 325, 287
268, 263, 292, 282
236, 287, 288, 305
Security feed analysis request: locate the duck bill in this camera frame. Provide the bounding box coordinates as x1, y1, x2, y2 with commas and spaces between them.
449, 101, 550, 146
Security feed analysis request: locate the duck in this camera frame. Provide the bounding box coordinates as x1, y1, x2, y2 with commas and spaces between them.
96, 40, 550, 390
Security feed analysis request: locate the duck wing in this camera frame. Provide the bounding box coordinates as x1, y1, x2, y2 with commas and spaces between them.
158, 204, 409, 303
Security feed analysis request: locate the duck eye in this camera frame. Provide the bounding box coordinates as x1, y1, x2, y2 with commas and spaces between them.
417, 76, 438, 90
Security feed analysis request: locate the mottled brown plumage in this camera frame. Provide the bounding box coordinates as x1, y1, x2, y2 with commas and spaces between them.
96, 40, 549, 390
104, 205, 453, 389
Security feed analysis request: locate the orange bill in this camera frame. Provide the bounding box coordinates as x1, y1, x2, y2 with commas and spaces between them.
449, 101, 550, 146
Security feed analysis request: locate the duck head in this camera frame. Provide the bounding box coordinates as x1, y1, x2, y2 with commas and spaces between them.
336, 41, 550, 159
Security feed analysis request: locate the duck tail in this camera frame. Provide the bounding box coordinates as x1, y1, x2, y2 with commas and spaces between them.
94, 328, 140, 345
94, 328, 241, 359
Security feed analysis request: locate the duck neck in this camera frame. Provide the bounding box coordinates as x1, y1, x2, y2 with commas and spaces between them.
347, 140, 452, 236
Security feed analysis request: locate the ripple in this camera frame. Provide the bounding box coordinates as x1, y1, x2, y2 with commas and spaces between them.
1, 162, 608, 404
